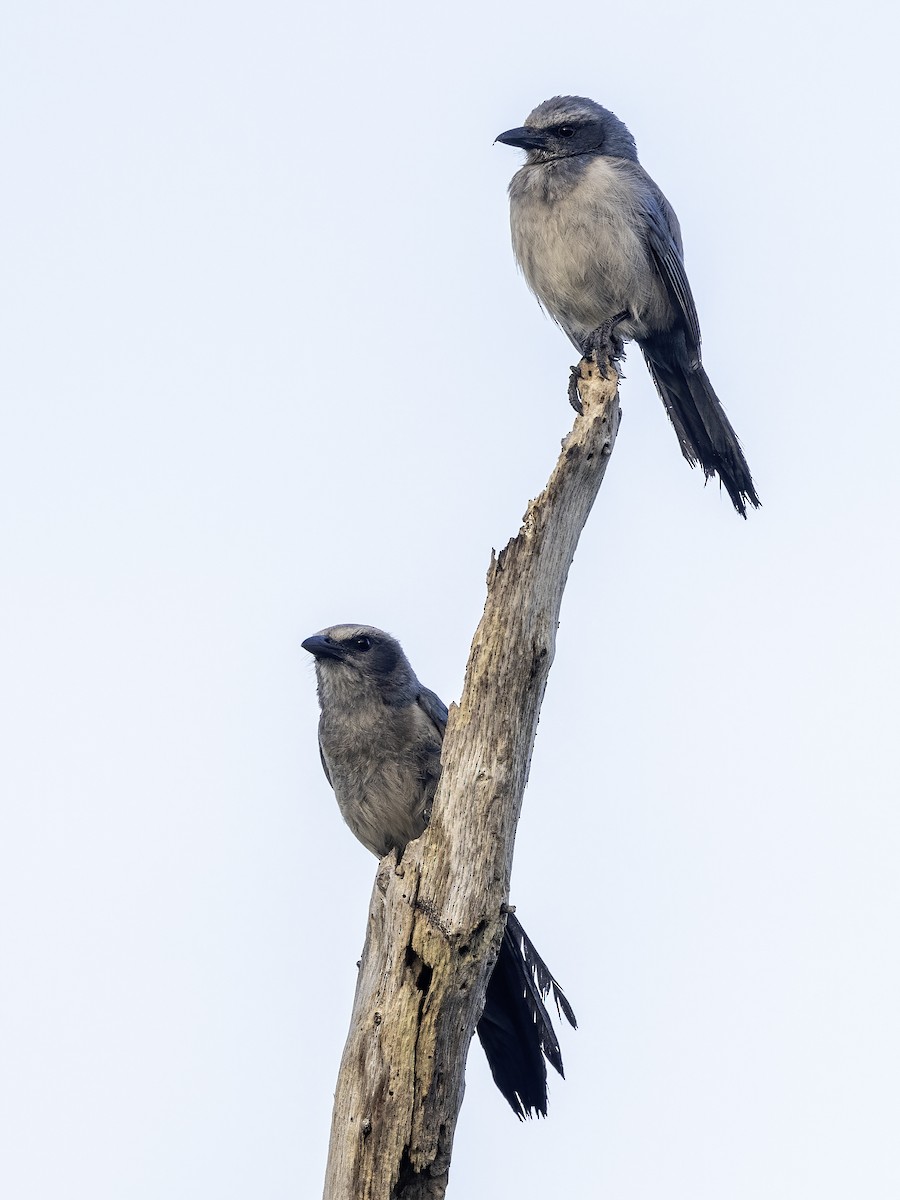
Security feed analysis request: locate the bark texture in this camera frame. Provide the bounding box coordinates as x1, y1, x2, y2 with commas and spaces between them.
322, 359, 621, 1199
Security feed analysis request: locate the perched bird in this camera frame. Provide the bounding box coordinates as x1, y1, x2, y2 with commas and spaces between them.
302, 623, 576, 1118
497, 95, 759, 516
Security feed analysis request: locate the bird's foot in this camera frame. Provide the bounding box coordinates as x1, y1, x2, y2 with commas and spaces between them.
569, 313, 627, 411
586, 311, 628, 379
568, 365, 584, 414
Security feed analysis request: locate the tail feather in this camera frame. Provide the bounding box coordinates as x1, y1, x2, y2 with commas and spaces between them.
475, 914, 577, 1119
641, 333, 760, 517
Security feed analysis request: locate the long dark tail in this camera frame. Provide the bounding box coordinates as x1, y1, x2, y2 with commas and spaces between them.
475, 913, 577, 1119
640, 331, 760, 517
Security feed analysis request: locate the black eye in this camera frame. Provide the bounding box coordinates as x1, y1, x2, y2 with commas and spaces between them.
558, 125, 576, 138
350, 636, 372, 651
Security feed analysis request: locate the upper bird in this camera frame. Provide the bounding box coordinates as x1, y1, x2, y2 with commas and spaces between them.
302, 623, 576, 1119
497, 96, 759, 517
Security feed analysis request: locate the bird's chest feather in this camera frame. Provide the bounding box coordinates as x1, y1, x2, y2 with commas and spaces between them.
318, 700, 439, 856
509, 157, 657, 336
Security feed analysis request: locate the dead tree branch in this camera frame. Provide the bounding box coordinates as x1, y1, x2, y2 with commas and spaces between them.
323, 358, 621, 1199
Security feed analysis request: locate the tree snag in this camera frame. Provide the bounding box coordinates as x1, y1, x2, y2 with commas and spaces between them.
323, 357, 621, 1199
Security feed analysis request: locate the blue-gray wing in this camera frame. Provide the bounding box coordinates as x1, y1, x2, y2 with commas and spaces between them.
641, 178, 702, 352
317, 739, 332, 786
416, 685, 448, 827
417, 685, 448, 739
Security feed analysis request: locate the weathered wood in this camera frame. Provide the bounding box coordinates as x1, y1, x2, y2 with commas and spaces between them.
322, 359, 621, 1199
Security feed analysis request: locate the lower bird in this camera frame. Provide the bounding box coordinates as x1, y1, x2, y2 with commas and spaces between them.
302, 623, 576, 1118
497, 95, 759, 517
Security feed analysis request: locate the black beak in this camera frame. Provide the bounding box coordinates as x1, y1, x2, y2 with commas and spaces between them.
301, 635, 344, 662
495, 126, 547, 151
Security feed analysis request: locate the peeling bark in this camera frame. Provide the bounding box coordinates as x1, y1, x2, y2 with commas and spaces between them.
322, 359, 621, 1199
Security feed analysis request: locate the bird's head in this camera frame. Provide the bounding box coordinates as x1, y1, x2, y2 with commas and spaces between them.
302, 624, 417, 707
496, 95, 638, 165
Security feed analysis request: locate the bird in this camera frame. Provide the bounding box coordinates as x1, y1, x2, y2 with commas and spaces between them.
496, 95, 760, 517
302, 622, 577, 1118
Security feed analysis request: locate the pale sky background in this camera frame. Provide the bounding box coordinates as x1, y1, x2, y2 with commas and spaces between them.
2, 1, 899, 1197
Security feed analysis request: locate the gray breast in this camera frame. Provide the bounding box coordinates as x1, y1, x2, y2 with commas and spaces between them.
508, 156, 671, 348
319, 703, 442, 857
